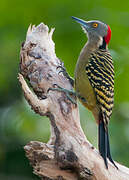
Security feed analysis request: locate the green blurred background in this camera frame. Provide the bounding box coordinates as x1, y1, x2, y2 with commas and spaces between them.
0, 0, 129, 179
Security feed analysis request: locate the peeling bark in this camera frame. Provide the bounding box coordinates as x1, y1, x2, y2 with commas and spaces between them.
19, 23, 129, 180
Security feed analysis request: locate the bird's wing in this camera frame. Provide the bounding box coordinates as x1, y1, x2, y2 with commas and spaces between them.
86, 49, 114, 125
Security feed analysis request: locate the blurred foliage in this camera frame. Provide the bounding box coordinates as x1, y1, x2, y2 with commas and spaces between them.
0, 0, 129, 179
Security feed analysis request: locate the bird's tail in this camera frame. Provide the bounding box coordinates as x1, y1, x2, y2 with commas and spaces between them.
98, 119, 108, 168
98, 114, 118, 169
106, 129, 118, 169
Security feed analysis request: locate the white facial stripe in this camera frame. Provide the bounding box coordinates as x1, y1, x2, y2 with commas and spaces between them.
97, 36, 103, 47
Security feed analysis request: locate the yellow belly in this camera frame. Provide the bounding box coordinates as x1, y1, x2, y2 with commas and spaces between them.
75, 70, 97, 111
74, 42, 98, 111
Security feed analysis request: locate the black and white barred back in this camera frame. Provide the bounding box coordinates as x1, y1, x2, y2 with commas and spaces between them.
86, 49, 114, 126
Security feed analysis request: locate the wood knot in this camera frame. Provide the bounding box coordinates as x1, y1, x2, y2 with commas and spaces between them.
58, 97, 71, 117
65, 150, 78, 163
58, 150, 78, 164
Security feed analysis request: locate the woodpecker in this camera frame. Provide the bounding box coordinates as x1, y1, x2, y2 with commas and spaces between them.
48, 16, 118, 169
72, 16, 117, 169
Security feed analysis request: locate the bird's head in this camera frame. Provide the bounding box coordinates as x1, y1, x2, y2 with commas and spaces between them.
72, 16, 111, 48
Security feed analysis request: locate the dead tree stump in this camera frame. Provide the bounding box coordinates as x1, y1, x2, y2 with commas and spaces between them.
18, 23, 129, 180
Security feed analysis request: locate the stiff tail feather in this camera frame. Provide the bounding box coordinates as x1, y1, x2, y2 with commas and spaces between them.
98, 116, 118, 169
107, 130, 118, 169
98, 120, 108, 168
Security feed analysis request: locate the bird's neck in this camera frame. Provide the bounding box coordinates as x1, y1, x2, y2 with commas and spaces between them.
79, 37, 108, 62
88, 35, 108, 50
75, 38, 108, 81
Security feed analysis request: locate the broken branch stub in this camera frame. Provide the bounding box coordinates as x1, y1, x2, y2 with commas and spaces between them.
19, 23, 129, 180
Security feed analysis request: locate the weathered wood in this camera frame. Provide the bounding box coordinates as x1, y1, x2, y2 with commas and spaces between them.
19, 23, 129, 180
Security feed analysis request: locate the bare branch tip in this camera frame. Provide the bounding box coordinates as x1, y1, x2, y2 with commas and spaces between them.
27, 24, 32, 35
24, 145, 32, 152
18, 73, 24, 82
49, 28, 55, 38
18, 74, 29, 92
32, 25, 36, 30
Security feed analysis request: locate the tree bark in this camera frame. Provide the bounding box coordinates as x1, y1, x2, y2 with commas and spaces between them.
18, 23, 129, 180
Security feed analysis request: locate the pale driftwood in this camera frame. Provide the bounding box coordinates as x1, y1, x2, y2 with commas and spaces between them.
18, 22, 129, 180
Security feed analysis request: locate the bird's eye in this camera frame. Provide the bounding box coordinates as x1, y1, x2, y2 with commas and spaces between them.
92, 23, 98, 28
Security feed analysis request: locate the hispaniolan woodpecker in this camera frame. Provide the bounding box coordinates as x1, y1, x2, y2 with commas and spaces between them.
48, 16, 118, 169
72, 16, 117, 169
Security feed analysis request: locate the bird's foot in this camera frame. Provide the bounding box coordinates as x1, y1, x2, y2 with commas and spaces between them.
57, 65, 74, 87
48, 84, 77, 105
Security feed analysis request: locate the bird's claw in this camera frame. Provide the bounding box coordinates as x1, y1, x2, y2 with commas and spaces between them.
58, 70, 65, 75
47, 84, 62, 93
57, 66, 66, 75
53, 83, 61, 88
56, 65, 74, 87
56, 65, 65, 70
47, 87, 52, 93
47, 84, 77, 105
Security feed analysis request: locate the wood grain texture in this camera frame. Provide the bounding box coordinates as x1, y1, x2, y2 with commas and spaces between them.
19, 23, 129, 180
